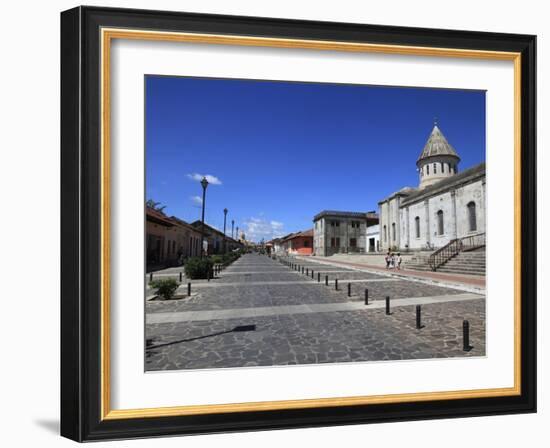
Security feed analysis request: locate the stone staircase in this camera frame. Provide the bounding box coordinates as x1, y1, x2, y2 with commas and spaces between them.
436, 248, 485, 276
404, 254, 433, 272
405, 248, 485, 276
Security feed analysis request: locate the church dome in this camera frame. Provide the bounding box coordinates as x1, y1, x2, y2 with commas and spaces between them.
416, 123, 461, 189
416, 124, 460, 165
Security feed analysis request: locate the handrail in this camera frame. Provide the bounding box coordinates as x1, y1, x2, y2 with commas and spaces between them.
428, 232, 485, 271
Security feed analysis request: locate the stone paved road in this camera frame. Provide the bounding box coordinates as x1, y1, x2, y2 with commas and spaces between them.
145, 253, 485, 371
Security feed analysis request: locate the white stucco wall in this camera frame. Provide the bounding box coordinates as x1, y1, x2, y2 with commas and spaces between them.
398, 177, 486, 251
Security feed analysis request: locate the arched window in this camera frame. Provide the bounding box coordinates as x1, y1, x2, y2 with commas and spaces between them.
392, 223, 396, 241
437, 210, 444, 235
415, 216, 420, 238
383, 225, 387, 242
433, 163, 437, 174
467, 201, 477, 231
426, 165, 430, 175
441, 162, 444, 173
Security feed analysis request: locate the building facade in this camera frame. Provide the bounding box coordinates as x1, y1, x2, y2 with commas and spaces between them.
378, 124, 486, 252
190, 221, 243, 255
313, 211, 379, 256
366, 224, 380, 252
146, 207, 203, 271
281, 229, 314, 255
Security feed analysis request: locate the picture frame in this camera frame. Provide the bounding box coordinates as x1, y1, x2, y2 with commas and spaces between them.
60, 5, 536, 442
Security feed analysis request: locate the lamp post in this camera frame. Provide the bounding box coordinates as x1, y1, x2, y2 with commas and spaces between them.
231, 220, 235, 239
236, 226, 239, 242
223, 208, 228, 253
200, 176, 209, 258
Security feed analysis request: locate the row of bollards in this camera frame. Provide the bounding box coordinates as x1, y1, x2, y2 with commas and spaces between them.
279, 257, 473, 352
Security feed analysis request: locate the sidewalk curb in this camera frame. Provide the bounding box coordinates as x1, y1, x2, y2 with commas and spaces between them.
294, 256, 485, 295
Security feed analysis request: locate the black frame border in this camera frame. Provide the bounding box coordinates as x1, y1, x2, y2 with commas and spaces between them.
61, 6, 536, 442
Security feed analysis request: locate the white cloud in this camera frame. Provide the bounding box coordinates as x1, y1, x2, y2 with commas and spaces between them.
186, 173, 222, 185
190, 195, 203, 205
243, 216, 286, 242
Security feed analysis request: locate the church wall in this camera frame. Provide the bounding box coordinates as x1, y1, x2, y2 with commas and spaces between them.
428, 191, 455, 248
454, 179, 486, 238
379, 196, 402, 251
399, 177, 486, 252
404, 201, 429, 250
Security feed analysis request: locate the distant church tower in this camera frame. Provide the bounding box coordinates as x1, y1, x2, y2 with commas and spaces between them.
417, 122, 460, 189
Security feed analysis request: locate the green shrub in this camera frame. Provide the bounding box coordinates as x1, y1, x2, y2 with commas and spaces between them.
210, 255, 225, 264
149, 278, 179, 300
184, 257, 214, 279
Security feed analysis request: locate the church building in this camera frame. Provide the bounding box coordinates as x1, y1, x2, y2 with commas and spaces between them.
378, 123, 485, 252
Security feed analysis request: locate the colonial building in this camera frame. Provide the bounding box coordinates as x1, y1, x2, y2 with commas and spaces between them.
146, 207, 202, 271
378, 124, 485, 252
190, 221, 243, 255
168, 216, 203, 259
280, 229, 314, 255
313, 211, 379, 256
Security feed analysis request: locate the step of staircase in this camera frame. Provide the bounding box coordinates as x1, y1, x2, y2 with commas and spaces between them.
404, 248, 486, 275
437, 268, 485, 275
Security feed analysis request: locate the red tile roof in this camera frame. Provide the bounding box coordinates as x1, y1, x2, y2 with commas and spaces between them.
146, 207, 175, 227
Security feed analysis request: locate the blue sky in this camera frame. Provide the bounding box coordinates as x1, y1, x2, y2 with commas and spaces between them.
146, 76, 485, 242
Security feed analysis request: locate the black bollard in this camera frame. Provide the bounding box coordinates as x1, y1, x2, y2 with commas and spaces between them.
347, 283, 351, 297
149, 272, 153, 282
463, 320, 471, 351
416, 305, 422, 329
302, 266, 304, 274
306, 268, 309, 276
364, 289, 369, 305
179, 272, 182, 282
325, 275, 329, 286
385, 296, 391, 315
187, 282, 191, 296
311, 270, 314, 279
318, 272, 321, 282
335, 279, 339, 291
208, 268, 211, 282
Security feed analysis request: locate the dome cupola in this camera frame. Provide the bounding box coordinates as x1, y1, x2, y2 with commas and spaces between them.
416, 122, 460, 189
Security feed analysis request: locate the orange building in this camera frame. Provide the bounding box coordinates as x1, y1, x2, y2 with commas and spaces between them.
281, 229, 314, 255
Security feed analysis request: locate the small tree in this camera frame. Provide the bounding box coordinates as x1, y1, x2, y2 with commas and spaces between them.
149, 278, 179, 300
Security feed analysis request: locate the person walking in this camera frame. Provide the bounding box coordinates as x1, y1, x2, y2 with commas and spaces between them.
385, 251, 391, 269
397, 252, 403, 270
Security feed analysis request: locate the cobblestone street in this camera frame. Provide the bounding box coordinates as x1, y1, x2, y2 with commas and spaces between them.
145, 253, 485, 371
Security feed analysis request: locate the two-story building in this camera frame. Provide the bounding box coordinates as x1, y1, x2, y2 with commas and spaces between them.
313, 211, 379, 256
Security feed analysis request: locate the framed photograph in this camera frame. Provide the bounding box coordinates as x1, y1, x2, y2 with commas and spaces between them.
60, 6, 536, 441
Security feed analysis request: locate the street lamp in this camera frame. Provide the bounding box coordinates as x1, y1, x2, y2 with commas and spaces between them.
200, 176, 209, 258
231, 219, 235, 239
223, 208, 228, 253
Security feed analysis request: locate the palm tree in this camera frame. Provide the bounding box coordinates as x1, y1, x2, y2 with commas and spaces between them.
146, 199, 166, 213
